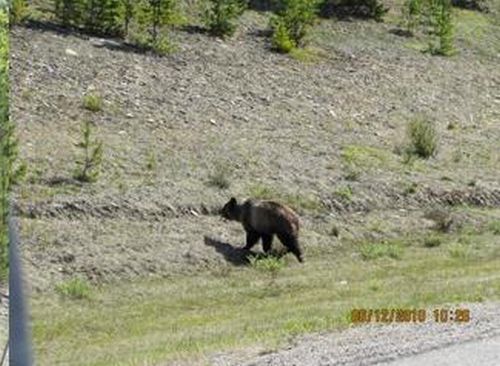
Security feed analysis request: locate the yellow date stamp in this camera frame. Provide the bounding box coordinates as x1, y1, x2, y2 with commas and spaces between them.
351, 308, 470, 324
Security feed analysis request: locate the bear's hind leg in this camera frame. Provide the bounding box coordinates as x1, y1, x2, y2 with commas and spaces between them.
277, 233, 304, 263
244, 230, 261, 250
261, 234, 274, 253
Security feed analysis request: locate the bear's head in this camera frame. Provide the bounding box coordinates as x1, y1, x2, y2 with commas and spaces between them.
220, 197, 238, 221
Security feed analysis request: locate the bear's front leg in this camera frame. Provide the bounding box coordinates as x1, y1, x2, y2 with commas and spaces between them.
244, 230, 260, 250
261, 234, 273, 253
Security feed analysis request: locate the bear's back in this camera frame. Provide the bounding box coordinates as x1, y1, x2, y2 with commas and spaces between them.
242, 199, 299, 235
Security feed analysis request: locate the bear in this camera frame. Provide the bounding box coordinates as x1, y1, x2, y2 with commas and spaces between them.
220, 197, 303, 263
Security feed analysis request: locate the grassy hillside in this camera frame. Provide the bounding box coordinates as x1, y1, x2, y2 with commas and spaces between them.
9, 0, 500, 364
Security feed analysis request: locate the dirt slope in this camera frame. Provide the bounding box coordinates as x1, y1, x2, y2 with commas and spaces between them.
9, 10, 500, 291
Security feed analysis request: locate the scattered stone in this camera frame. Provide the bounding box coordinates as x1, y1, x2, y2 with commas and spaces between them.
65, 48, 78, 57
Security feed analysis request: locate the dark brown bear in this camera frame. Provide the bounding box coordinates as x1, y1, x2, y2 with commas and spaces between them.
221, 197, 303, 263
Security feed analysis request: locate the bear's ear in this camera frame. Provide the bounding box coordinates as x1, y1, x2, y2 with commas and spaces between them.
229, 197, 237, 206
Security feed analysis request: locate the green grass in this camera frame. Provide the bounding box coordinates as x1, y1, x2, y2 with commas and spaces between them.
31, 229, 500, 366
249, 255, 286, 281
448, 243, 470, 259
334, 185, 353, 202
488, 220, 500, 235
341, 144, 395, 169
247, 183, 325, 214
401, 3, 500, 56
454, 7, 500, 57
55, 278, 93, 300
289, 47, 327, 63
359, 241, 404, 260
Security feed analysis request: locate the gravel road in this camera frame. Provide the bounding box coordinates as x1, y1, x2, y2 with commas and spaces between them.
379, 335, 500, 366
212, 302, 500, 366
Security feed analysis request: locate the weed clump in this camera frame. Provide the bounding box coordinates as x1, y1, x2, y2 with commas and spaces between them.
207, 163, 231, 189
425, 207, 453, 232
330, 224, 340, 237
406, 116, 439, 159
249, 254, 286, 286
9, 0, 29, 26
83, 93, 103, 112
424, 235, 442, 247
145, 149, 157, 171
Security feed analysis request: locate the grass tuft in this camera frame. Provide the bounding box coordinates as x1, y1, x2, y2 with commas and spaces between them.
55, 278, 93, 300
488, 220, 500, 235
334, 185, 353, 202
207, 163, 231, 189
448, 243, 470, 259
83, 93, 103, 112
359, 241, 404, 260
423, 235, 442, 247
249, 255, 286, 283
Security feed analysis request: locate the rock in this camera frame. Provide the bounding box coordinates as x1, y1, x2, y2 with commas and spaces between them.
65, 48, 78, 57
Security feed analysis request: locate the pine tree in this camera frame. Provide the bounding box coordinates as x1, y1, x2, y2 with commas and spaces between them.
133, 0, 177, 54
55, 0, 85, 27
137, 0, 176, 43
204, 0, 246, 37
84, 0, 123, 36
73, 121, 103, 183
270, 0, 318, 52
119, 0, 135, 37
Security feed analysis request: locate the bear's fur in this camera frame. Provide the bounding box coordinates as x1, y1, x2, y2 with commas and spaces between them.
221, 197, 303, 262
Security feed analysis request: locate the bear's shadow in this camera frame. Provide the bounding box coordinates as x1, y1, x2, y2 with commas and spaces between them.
204, 236, 278, 266
204, 236, 287, 266
203, 236, 258, 266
